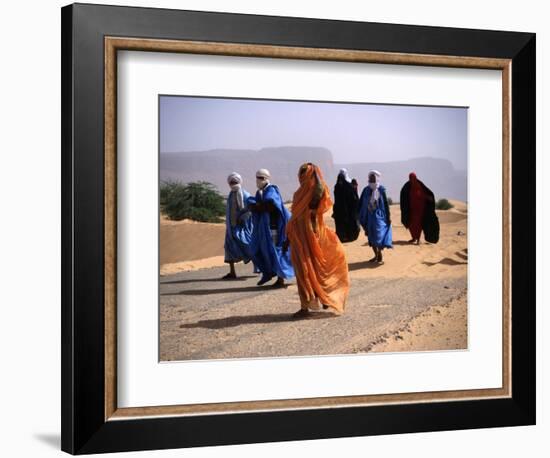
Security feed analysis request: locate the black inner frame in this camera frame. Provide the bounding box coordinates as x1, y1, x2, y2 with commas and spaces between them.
61, 3, 535, 454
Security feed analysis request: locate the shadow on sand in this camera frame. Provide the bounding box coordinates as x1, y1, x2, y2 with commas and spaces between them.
422, 257, 467, 267
161, 275, 256, 285
180, 311, 338, 329
162, 284, 289, 296
392, 240, 417, 246
348, 260, 385, 271
455, 250, 468, 261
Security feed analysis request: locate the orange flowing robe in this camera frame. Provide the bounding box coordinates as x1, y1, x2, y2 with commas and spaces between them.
286, 164, 350, 314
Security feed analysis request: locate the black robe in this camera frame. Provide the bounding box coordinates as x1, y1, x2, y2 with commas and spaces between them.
399, 180, 440, 244
332, 178, 360, 243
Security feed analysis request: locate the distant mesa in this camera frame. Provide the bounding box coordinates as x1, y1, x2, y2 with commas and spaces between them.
160, 147, 467, 202
334, 156, 467, 203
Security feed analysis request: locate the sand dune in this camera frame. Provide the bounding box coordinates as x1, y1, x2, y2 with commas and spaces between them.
160, 202, 467, 279
448, 199, 468, 213
437, 211, 467, 224
160, 215, 225, 265
342, 205, 467, 280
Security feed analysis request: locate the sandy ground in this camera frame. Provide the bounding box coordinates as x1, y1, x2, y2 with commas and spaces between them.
160, 268, 466, 360
160, 199, 467, 280
368, 293, 467, 353
160, 199, 467, 359
160, 216, 226, 265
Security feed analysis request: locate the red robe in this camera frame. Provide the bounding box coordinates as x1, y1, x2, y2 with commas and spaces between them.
408, 174, 426, 240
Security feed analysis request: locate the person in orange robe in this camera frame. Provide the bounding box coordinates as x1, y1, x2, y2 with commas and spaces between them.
284, 163, 350, 318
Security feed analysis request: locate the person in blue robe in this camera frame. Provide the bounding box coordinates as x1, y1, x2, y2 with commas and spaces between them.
359, 170, 393, 263
223, 172, 254, 279
247, 168, 295, 287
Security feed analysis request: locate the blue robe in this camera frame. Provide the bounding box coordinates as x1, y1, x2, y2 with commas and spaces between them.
247, 184, 295, 279
359, 185, 393, 248
224, 189, 254, 264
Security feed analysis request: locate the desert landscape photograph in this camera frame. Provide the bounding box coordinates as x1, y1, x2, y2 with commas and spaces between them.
158, 95, 468, 362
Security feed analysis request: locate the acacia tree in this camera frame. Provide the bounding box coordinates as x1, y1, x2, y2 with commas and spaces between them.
161, 180, 225, 222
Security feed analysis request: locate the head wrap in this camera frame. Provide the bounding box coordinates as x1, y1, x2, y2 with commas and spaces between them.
409, 171, 423, 202
298, 163, 313, 185
369, 170, 381, 179
227, 172, 244, 210
256, 169, 271, 179
256, 168, 271, 190
292, 163, 330, 219
227, 172, 242, 186
338, 168, 352, 183
368, 170, 381, 210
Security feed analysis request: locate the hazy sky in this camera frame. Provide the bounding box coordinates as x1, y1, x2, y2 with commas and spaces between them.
160, 95, 468, 171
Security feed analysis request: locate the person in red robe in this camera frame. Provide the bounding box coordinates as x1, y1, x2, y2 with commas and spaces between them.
400, 172, 440, 244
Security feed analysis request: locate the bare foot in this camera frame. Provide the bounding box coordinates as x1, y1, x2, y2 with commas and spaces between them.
368, 256, 378, 262
222, 272, 237, 280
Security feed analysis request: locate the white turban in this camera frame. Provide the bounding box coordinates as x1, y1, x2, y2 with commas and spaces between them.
227, 172, 244, 210
368, 170, 381, 208
339, 168, 352, 183
256, 168, 271, 190
368, 170, 381, 180
256, 169, 271, 179
227, 172, 242, 185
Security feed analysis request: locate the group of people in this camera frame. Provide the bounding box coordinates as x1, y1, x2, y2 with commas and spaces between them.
332, 168, 394, 263
223, 165, 439, 318
331, 168, 439, 261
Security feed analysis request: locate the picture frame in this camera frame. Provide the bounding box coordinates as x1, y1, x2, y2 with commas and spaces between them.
61, 3, 536, 454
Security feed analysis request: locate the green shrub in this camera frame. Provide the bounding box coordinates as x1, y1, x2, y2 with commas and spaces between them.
436, 198, 454, 210
387, 197, 394, 206
159, 180, 180, 208
161, 180, 225, 222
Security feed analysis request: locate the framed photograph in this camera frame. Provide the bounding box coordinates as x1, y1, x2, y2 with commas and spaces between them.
61, 3, 536, 454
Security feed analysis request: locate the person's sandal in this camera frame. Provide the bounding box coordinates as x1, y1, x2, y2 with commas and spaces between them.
257, 274, 274, 285
222, 272, 237, 280
292, 309, 310, 319
271, 277, 286, 288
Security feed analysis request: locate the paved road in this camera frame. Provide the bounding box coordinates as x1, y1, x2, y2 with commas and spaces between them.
160, 264, 466, 361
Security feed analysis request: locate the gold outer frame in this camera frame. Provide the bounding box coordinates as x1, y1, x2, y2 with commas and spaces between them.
104, 37, 511, 421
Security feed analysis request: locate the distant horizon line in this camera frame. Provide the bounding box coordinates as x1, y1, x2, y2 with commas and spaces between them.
160, 147, 465, 171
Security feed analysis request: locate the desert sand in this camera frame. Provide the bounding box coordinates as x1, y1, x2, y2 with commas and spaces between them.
160, 199, 467, 358
161, 200, 467, 281
368, 293, 467, 353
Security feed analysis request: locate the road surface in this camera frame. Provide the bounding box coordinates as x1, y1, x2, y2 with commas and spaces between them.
160, 263, 466, 361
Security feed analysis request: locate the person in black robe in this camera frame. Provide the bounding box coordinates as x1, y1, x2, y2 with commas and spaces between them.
399, 172, 440, 244
332, 168, 360, 243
